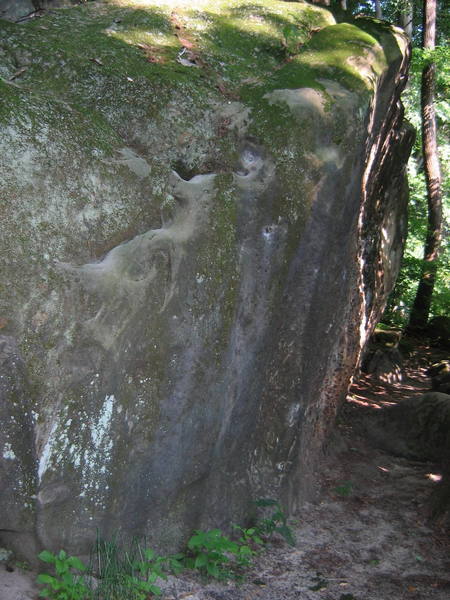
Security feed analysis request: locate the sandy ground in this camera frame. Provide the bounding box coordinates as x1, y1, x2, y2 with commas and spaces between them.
2, 346, 449, 600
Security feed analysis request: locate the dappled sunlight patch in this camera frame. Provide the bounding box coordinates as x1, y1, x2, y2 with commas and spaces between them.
347, 393, 384, 409
106, 27, 175, 47
106, 27, 178, 63
376, 369, 403, 384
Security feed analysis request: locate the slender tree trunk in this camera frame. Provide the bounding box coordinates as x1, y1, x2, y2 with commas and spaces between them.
408, 0, 443, 331
399, 0, 413, 41
375, 0, 383, 19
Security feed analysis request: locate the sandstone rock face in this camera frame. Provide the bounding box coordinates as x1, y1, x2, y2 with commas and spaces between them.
0, 0, 413, 560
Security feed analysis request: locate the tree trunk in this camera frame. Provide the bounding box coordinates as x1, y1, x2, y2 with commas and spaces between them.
375, 0, 383, 19
399, 0, 413, 40
408, 0, 443, 331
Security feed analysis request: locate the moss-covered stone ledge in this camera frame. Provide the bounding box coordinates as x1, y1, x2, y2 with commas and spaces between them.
0, 0, 412, 562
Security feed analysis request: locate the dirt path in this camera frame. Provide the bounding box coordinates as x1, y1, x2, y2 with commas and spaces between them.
2, 346, 449, 600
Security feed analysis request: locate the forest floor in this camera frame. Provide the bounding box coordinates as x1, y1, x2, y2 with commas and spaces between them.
1, 344, 449, 600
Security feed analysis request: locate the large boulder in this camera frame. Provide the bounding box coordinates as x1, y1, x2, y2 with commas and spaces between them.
361, 327, 404, 382
0, 0, 36, 21
0, 0, 80, 22
365, 391, 450, 462
0, 0, 413, 561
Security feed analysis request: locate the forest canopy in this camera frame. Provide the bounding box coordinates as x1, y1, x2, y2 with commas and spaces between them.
346, 0, 449, 328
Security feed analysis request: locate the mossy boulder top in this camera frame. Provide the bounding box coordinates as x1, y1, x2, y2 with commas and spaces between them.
0, 0, 413, 561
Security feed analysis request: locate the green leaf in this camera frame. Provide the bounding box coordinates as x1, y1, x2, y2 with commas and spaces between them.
55, 558, 68, 576
187, 532, 203, 549
206, 563, 219, 578
149, 583, 162, 595
38, 550, 56, 564
171, 553, 185, 560
144, 548, 156, 561
67, 556, 86, 571
63, 572, 76, 586
194, 553, 208, 568
238, 545, 253, 556
37, 573, 56, 585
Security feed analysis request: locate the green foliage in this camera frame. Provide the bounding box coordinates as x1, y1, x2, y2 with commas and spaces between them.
232, 524, 265, 547
37, 500, 295, 593
382, 43, 450, 327
282, 23, 304, 54
184, 528, 256, 580
37, 541, 176, 599
253, 498, 296, 546
334, 481, 354, 497
281, 18, 311, 56
181, 499, 294, 581
89, 536, 176, 599
37, 550, 89, 600
338, 2, 449, 330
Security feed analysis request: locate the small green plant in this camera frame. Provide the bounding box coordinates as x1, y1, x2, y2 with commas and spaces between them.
233, 524, 264, 547
36, 499, 294, 592
253, 498, 296, 546
281, 16, 314, 56
14, 560, 32, 571
184, 529, 241, 580
36, 539, 183, 600
127, 548, 166, 598
282, 23, 304, 55
334, 481, 353, 497
37, 550, 90, 600
161, 551, 185, 576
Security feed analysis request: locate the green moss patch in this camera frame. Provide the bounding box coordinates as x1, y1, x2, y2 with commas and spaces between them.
0, 0, 401, 140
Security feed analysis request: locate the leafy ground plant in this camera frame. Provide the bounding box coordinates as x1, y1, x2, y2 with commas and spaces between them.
37, 550, 90, 600
37, 538, 180, 600
183, 499, 295, 581
334, 481, 353, 498
37, 500, 294, 594
253, 498, 296, 546
184, 529, 242, 580
233, 524, 264, 548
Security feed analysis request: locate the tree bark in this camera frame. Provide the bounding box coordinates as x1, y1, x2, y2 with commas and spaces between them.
408, 0, 443, 331
399, 0, 413, 41
375, 0, 383, 19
